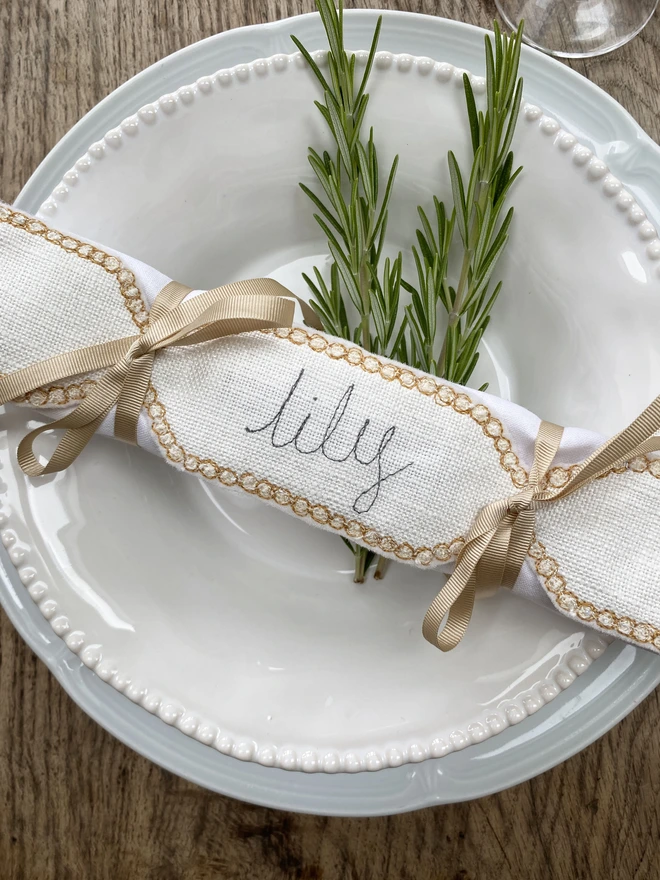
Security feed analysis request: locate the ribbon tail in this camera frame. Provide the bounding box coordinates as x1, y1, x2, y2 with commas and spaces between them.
436, 573, 477, 652
501, 507, 536, 588
16, 353, 132, 475
422, 530, 493, 651
291, 295, 323, 331
17, 404, 113, 476
114, 352, 154, 445
0, 337, 135, 406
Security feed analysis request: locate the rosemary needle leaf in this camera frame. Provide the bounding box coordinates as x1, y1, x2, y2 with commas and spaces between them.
348, 95, 369, 152
355, 141, 374, 205
448, 151, 468, 245
313, 99, 333, 129
291, 35, 332, 93
313, 212, 349, 263
327, 239, 363, 311
325, 92, 353, 173
316, 0, 342, 63
341, 536, 356, 554
465, 144, 484, 217
494, 161, 523, 207
369, 155, 399, 248
355, 16, 383, 107
299, 183, 344, 237
417, 205, 438, 255
463, 73, 480, 154
497, 79, 524, 167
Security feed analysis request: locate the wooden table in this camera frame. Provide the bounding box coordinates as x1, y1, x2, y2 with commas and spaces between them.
1, 2, 659, 877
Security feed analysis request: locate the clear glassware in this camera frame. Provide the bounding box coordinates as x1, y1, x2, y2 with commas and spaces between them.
494, 0, 658, 58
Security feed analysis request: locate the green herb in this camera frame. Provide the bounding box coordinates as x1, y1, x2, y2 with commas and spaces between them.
295, 6, 524, 582
292, 2, 402, 356
402, 22, 524, 389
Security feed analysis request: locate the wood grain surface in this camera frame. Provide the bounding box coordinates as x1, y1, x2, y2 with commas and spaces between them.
1, 2, 660, 878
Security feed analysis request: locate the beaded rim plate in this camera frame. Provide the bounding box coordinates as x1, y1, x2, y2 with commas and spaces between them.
1, 55, 615, 773
3, 11, 660, 812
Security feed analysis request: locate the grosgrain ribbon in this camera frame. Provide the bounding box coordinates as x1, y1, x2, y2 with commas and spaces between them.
0, 278, 320, 476
423, 396, 660, 652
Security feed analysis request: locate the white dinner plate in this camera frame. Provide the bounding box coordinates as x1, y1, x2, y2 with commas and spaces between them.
5, 43, 654, 769
3, 10, 660, 814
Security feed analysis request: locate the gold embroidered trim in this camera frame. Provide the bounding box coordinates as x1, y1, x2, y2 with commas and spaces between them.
0, 205, 149, 405
143, 384, 465, 566
548, 457, 660, 487
17, 380, 97, 408
531, 536, 660, 647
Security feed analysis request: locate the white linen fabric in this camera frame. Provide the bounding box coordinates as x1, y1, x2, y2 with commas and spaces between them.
1, 205, 659, 652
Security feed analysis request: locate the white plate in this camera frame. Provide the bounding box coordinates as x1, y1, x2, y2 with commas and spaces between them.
3, 12, 651, 812
3, 48, 624, 771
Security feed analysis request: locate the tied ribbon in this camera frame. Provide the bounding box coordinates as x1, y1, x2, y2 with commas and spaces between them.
0, 278, 320, 475
423, 398, 660, 652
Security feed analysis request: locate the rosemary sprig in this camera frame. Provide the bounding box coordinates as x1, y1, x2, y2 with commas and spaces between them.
293, 2, 401, 356
296, 8, 524, 584
402, 21, 524, 389
293, 0, 402, 582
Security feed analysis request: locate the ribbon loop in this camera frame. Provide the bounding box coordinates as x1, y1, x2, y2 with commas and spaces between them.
3, 278, 319, 476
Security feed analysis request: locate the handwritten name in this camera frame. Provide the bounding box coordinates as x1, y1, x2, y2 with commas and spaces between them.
245, 369, 413, 514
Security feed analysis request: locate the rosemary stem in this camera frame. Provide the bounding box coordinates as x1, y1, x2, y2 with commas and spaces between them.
299, 9, 523, 584
437, 335, 448, 379
437, 176, 490, 377
355, 251, 373, 574
374, 555, 390, 580
354, 547, 367, 583
358, 260, 371, 350
438, 246, 470, 377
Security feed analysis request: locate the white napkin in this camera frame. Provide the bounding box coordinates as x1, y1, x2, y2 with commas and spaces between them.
2, 204, 658, 651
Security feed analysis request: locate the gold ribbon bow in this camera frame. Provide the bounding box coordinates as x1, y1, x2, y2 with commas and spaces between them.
0, 278, 320, 475
423, 395, 660, 652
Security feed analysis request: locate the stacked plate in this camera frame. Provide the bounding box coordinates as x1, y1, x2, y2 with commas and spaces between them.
3, 10, 660, 815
